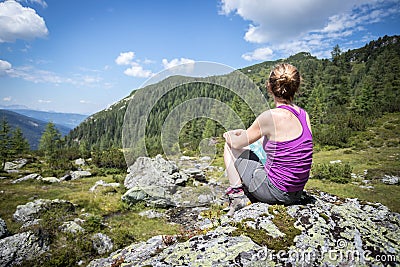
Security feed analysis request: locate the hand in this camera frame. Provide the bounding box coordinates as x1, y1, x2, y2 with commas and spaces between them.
223, 129, 243, 141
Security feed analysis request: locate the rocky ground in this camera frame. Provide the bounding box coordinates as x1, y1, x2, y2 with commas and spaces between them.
0, 155, 399, 266
87, 191, 400, 267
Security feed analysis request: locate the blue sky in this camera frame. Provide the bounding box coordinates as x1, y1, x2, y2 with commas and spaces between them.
0, 0, 399, 115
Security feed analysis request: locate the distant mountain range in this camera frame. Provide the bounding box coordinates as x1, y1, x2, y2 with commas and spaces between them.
0, 106, 87, 129
0, 109, 87, 150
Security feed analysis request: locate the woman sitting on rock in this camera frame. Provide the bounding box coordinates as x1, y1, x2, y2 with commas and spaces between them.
223, 63, 313, 216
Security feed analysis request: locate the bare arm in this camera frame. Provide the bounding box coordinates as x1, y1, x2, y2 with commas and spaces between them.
223, 118, 263, 149
223, 110, 273, 149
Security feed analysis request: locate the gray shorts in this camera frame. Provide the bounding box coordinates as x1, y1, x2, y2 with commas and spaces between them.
234, 150, 303, 205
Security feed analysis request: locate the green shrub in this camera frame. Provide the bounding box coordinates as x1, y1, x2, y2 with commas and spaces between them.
83, 214, 105, 232
311, 162, 352, 183
369, 138, 384, 148
112, 174, 125, 184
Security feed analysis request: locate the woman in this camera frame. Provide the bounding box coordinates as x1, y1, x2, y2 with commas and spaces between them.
223, 63, 313, 216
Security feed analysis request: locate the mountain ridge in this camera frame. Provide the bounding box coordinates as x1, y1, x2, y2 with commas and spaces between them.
0, 109, 72, 150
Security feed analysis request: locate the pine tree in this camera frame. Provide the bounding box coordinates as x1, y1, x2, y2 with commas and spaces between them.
0, 119, 12, 170
11, 127, 30, 156
39, 122, 62, 167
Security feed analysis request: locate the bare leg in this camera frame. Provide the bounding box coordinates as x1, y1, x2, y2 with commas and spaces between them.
224, 143, 246, 187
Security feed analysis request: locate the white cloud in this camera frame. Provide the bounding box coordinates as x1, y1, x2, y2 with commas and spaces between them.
3, 96, 12, 102
220, 0, 374, 44
242, 47, 273, 61
0, 0, 48, 43
7, 65, 64, 84
115, 51, 154, 78
221, 0, 400, 60
5, 65, 104, 88
0, 59, 12, 75
142, 58, 155, 64
123, 62, 153, 78
162, 58, 195, 69
115, 51, 135, 65
38, 99, 51, 103
82, 75, 101, 84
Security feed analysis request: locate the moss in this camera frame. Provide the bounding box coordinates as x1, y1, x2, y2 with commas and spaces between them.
319, 212, 329, 222
231, 205, 301, 251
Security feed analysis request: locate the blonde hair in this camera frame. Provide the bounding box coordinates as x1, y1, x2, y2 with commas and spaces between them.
267, 63, 301, 104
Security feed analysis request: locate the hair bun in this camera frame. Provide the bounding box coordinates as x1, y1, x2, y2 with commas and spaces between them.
278, 74, 290, 84
267, 63, 301, 102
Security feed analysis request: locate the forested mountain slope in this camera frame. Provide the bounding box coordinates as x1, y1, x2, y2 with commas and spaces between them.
0, 109, 71, 150
66, 35, 400, 154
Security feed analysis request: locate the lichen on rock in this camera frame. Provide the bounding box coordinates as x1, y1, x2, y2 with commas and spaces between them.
88, 191, 400, 266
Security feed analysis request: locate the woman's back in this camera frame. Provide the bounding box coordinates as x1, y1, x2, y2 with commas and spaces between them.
269, 104, 311, 142
263, 105, 313, 192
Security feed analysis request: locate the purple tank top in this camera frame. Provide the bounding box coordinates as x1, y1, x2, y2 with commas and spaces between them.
263, 105, 313, 192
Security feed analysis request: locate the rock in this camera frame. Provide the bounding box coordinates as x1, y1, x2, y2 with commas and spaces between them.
60, 221, 85, 234
200, 156, 211, 162
124, 155, 189, 205
75, 158, 86, 166
13, 199, 75, 224
121, 187, 149, 204
180, 156, 192, 161
125, 155, 185, 190
71, 170, 92, 180
89, 180, 120, 192
382, 175, 399, 185
42, 177, 60, 183
329, 160, 342, 164
87, 235, 166, 267
121, 187, 175, 208
0, 217, 8, 239
20, 219, 41, 230
91, 233, 113, 255
139, 210, 165, 219
359, 185, 374, 190
123, 155, 226, 207
183, 168, 206, 182
4, 158, 28, 171
12, 173, 42, 184
60, 173, 72, 181
198, 194, 213, 204
0, 231, 48, 266
88, 191, 400, 266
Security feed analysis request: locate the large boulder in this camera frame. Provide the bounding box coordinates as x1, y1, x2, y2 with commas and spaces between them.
0, 231, 48, 266
88, 191, 400, 266
123, 155, 226, 207
125, 154, 187, 190
13, 199, 75, 225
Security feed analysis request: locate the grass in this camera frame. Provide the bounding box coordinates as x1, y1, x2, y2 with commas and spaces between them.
312, 146, 399, 175
308, 112, 400, 212
305, 179, 400, 212
0, 173, 180, 253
